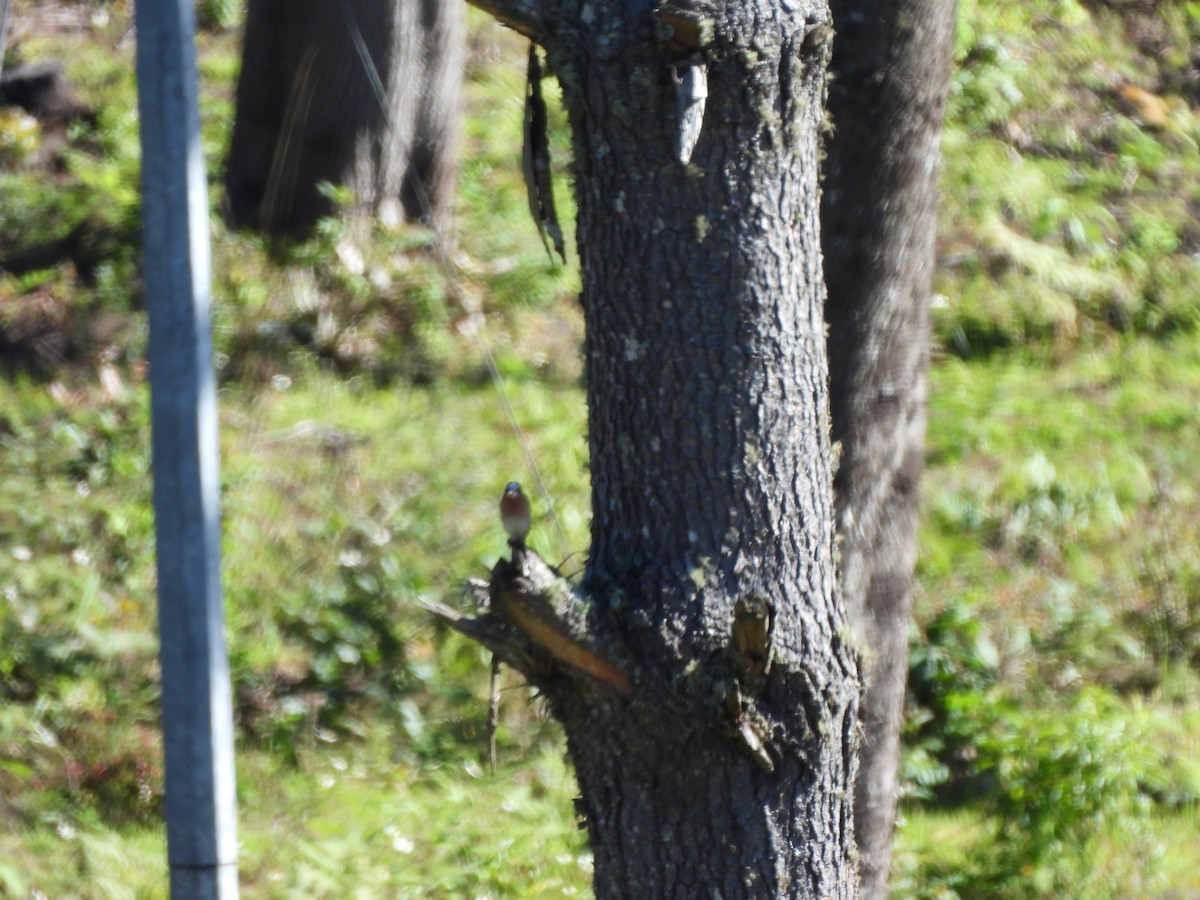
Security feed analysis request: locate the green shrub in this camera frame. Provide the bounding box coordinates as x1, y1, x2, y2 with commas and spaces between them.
908, 687, 1166, 898
971, 688, 1161, 896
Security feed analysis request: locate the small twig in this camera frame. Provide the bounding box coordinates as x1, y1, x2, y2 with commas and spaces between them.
252, 420, 368, 454
487, 655, 501, 773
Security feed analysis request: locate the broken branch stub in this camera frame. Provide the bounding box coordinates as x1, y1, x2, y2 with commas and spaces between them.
431, 548, 633, 697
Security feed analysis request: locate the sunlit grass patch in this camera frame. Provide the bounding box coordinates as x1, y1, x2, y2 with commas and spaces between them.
238, 745, 588, 897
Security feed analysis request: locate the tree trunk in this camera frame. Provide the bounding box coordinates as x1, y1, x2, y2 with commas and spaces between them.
445, 0, 861, 895
224, 0, 463, 237
821, 0, 958, 895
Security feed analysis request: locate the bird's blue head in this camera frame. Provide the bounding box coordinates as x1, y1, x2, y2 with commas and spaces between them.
505, 481, 522, 494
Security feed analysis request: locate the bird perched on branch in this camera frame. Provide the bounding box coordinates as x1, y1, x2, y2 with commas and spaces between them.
500, 481, 531, 548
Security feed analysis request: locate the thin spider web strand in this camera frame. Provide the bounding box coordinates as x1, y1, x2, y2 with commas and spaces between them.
338, 0, 573, 562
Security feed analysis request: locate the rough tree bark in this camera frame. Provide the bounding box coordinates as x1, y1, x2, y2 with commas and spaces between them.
433, 0, 862, 895
224, 0, 463, 237
821, 0, 958, 895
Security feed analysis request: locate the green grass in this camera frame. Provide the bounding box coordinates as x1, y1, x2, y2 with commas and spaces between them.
2, 0, 1200, 894
236, 748, 589, 897
895, 802, 1200, 899
936, 0, 1200, 355
1, 746, 589, 898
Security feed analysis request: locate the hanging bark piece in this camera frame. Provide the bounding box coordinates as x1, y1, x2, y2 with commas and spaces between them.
522, 44, 565, 263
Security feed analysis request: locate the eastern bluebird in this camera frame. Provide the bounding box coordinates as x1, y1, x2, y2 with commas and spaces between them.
500, 481, 531, 547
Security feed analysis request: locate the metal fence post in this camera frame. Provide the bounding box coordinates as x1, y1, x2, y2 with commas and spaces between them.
0, 0, 12, 77
134, 0, 238, 896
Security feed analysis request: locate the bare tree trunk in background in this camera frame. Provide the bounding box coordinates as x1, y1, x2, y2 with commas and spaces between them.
224, 0, 463, 237
821, 0, 958, 894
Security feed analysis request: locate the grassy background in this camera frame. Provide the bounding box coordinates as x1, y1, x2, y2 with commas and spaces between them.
1, 0, 1199, 896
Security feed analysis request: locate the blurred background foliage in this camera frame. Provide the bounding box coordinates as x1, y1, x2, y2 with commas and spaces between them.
1, 0, 1198, 895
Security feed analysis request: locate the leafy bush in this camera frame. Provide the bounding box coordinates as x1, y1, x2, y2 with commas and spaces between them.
906, 687, 1166, 898
972, 689, 1161, 896
906, 600, 1002, 800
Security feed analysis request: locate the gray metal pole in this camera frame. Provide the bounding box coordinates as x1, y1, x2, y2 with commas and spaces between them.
0, 0, 12, 79
133, 1, 238, 896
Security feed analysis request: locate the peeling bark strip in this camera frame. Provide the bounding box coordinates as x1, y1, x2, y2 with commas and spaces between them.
522, 45, 566, 263
672, 61, 708, 164
461, 0, 860, 895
